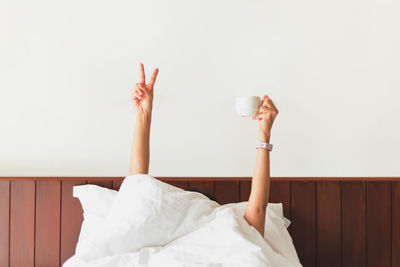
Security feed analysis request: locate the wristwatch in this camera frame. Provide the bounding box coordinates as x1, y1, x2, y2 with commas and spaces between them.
256, 142, 273, 151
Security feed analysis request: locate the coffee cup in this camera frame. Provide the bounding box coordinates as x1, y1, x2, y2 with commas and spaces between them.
235, 96, 262, 117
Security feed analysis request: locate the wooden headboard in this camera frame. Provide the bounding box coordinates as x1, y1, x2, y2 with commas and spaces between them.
0, 177, 399, 267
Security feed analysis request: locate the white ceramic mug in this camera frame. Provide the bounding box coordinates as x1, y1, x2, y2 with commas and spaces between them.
235, 96, 262, 117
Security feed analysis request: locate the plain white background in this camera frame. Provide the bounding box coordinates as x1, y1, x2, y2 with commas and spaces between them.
1, 0, 399, 177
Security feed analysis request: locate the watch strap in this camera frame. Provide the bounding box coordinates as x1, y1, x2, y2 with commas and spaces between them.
256, 142, 273, 151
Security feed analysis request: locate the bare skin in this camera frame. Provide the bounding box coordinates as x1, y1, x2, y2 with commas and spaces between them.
129, 63, 158, 175
129, 63, 278, 237
244, 95, 279, 236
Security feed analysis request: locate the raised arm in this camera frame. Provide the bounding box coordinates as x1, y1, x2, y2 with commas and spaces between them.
129, 63, 159, 175
244, 95, 279, 237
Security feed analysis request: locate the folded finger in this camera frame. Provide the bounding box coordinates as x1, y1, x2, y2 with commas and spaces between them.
135, 88, 143, 96
259, 105, 272, 113
138, 82, 146, 92
264, 96, 278, 112
257, 113, 266, 121
134, 85, 144, 96
134, 91, 142, 100
133, 89, 139, 98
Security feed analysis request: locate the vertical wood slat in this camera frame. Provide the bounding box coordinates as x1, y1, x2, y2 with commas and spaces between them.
214, 181, 239, 204
10, 180, 35, 267
316, 181, 341, 267
269, 181, 291, 219
342, 181, 366, 267
393, 181, 400, 267
87, 180, 113, 189
367, 181, 391, 267
35, 181, 61, 267
113, 179, 124, 191
167, 181, 189, 190
61, 180, 86, 265
0, 181, 10, 267
188, 181, 215, 197
239, 181, 251, 202
239, 181, 291, 219
291, 181, 316, 267
2, 177, 399, 267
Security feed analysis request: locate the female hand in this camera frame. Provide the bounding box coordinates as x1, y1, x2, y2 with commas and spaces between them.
132, 63, 159, 114
252, 95, 279, 142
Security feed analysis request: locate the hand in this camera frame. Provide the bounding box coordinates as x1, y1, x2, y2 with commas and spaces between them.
132, 63, 159, 114
252, 95, 279, 141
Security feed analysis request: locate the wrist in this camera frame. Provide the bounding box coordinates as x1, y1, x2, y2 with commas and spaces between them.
258, 133, 270, 143
136, 110, 152, 121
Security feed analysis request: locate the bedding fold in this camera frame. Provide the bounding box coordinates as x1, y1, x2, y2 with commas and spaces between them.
64, 175, 301, 267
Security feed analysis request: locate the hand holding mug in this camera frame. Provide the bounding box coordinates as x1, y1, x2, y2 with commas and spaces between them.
252, 95, 279, 141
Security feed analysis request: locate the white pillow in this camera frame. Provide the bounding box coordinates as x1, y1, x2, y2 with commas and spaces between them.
73, 175, 299, 265
73, 184, 117, 253
75, 175, 220, 261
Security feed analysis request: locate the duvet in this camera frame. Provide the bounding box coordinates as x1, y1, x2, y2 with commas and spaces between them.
63, 175, 301, 267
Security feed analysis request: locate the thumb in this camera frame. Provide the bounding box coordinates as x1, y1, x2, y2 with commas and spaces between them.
252, 113, 260, 120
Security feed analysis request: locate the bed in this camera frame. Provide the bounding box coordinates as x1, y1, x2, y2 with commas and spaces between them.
0, 176, 399, 267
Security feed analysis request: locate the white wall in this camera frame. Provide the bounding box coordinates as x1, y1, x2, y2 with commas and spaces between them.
1, 0, 399, 177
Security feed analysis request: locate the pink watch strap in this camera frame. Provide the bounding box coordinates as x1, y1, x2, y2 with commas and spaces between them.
256, 142, 273, 151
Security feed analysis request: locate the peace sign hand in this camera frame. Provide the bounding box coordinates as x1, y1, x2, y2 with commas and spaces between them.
132, 63, 159, 114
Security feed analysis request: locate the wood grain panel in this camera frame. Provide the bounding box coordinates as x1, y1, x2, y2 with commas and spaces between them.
1, 176, 399, 267
239, 180, 251, 202
113, 179, 123, 191
88, 180, 113, 188
214, 181, 240, 204
35, 180, 61, 267
367, 181, 391, 267
393, 181, 400, 267
291, 181, 316, 267
188, 181, 214, 196
167, 181, 189, 190
342, 181, 366, 267
0, 180, 10, 267
10, 180, 35, 267
269, 181, 291, 219
61, 180, 86, 265
316, 181, 341, 267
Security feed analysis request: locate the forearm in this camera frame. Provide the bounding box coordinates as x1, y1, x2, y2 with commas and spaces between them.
244, 135, 271, 236
129, 111, 152, 175
249, 135, 271, 209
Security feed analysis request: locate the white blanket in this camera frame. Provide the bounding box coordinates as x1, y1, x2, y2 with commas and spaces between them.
63, 175, 301, 267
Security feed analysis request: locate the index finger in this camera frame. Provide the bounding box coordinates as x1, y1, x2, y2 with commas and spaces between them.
139, 63, 146, 84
